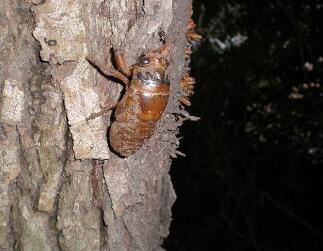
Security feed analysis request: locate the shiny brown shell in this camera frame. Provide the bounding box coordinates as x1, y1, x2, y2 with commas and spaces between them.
109, 46, 170, 157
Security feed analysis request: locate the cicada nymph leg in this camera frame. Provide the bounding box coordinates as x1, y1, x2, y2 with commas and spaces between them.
114, 50, 133, 78
86, 49, 134, 121
86, 55, 130, 86
86, 101, 119, 121
181, 73, 195, 95
108, 69, 130, 86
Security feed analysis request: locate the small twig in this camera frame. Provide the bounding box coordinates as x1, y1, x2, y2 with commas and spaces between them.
243, 213, 261, 251
175, 150, 186, 157
261, 191, 323, 237
173, 109, 200, 121
223, 212, 287, 251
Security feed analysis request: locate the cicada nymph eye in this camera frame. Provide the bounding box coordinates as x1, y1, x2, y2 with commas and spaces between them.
138, 55, 150, 66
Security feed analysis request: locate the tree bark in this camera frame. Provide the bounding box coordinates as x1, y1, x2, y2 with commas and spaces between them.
0, 0, 192, 250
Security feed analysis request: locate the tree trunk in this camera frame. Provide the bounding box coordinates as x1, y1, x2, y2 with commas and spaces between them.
0, 0, 192, 250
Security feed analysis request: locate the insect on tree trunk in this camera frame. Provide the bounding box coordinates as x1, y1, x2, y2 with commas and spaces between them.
0, 0, 196, 250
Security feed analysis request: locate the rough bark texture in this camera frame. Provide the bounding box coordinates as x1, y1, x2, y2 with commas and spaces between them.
0, 0, 192, 250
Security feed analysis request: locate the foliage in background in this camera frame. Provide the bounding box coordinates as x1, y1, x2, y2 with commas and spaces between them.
166, 0, 323, 250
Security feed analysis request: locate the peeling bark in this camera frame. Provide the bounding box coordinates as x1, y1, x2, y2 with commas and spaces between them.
0, 0, 192, 250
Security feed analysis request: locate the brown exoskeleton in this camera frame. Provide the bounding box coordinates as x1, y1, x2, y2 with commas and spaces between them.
179, 73, 196, 107
186, 18, 202, 42
87, 45, 171, 157
180, 6, 201, 108
186, 4, 202, 43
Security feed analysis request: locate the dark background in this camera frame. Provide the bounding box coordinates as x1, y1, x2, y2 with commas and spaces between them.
165, 0, 323, 250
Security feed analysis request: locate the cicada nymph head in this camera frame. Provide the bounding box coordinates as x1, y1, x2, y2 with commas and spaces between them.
134, 44, 172, 89
137, 45, 171, 68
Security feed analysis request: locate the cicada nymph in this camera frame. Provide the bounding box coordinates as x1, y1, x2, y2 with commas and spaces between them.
88, 45, 171, 157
